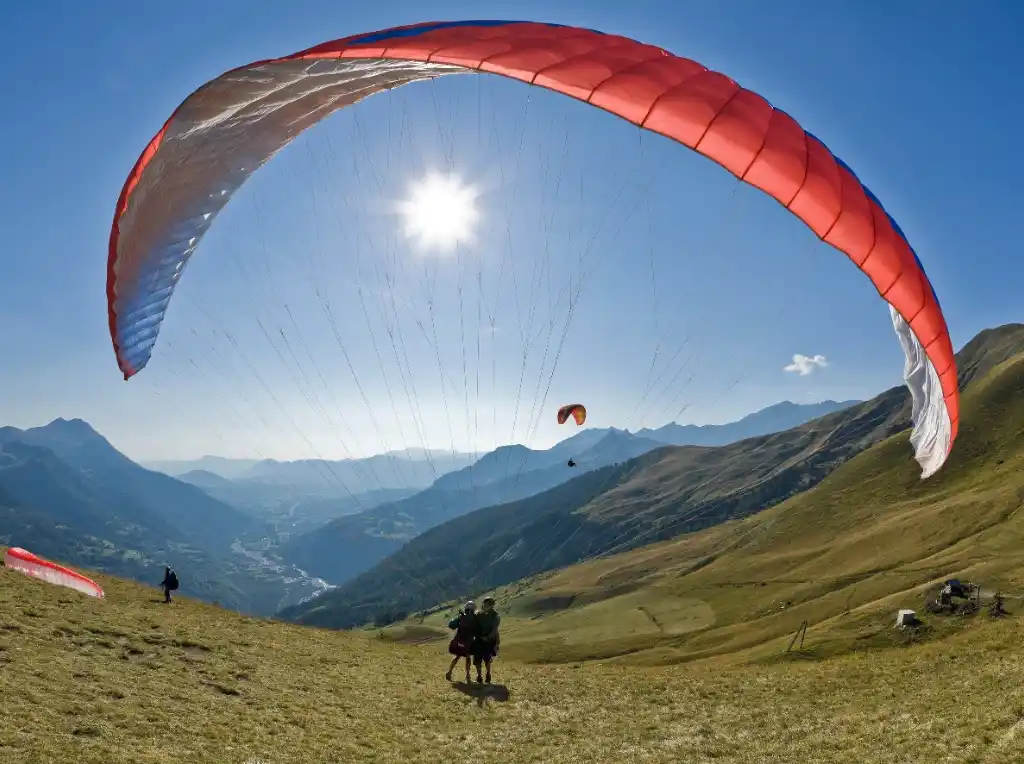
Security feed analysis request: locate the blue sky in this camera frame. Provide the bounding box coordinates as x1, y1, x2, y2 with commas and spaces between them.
1, 0, 1022, 465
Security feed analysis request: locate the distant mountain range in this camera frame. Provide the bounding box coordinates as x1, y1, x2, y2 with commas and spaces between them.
145, 450, 475, 536
173, 468, 418, 536
274, 400, 860, 587
141, 455, 262, 480
149, 401, 856, 483
144, 449, 476, 493
277, 325, 1024, 630
636, 399, 861, 446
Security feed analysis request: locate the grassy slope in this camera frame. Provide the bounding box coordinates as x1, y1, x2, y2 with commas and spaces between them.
400, 351, 1024, 669
2, 557, 1023, 764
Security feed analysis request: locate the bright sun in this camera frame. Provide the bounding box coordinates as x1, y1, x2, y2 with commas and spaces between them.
397, 172, 480, 253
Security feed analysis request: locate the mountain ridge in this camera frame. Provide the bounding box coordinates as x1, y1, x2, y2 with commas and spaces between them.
0, 418, 256, 553
635, 399, 861, 446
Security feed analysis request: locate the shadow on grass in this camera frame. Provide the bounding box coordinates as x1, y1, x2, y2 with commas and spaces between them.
451, 681, 511, 705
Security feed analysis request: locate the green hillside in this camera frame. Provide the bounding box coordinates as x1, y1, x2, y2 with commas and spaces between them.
438, 350, 1024, 666
2, 550, 1022, 764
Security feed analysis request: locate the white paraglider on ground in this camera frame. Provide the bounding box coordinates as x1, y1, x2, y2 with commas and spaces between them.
3, 547, 105, 599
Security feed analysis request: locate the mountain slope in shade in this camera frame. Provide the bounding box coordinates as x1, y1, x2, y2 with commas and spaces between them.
0, 420, 336, 614
277, 430, 666, 584
277, 324, 1024, 629
0, 439, 180, 543
0, 419, 257, 554
0, 438, 273, 611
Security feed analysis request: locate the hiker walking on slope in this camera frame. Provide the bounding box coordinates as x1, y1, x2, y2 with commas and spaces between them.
472, 597, 501, 684
160, 566, 179, 604
446, 601, 478, 682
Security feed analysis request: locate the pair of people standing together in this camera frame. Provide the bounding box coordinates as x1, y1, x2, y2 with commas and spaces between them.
446, 597, 500, 684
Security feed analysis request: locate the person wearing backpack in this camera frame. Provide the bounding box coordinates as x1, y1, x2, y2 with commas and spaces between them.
472, 597, 501, 684
161, 566, 179, 604
445, 601, 478, 683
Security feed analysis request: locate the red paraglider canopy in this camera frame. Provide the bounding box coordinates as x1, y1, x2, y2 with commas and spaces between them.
107, 20, 957, 478
3, 547, 105, 598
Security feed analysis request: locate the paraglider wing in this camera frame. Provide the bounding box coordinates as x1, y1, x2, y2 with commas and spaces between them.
107, 20, 958, 479
3, 547, 105, 599
557, 403, 587, 426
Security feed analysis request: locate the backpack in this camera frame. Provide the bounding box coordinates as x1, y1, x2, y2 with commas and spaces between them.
168, 571, 179, 591
447, 613, 474, 646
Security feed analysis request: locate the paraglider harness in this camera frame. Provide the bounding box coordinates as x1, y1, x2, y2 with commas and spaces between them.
166, 570, 179, 591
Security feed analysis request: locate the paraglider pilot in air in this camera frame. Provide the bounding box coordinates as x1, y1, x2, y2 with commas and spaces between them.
558, 405, 585, 470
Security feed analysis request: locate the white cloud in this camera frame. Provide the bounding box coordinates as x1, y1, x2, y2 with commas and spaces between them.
784, 354, 828, 376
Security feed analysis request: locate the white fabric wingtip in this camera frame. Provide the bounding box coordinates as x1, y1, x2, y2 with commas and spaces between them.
890, 305, 952, 479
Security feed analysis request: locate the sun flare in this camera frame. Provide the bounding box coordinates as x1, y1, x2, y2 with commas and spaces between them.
397, 172, 480, 253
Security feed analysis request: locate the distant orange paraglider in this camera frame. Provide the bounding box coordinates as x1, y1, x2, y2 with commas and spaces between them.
557, 404, 587, 426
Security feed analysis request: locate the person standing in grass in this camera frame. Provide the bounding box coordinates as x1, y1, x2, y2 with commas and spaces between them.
472, 596, 501, 684
160, 566, 179, 604
445, 601, 477, 682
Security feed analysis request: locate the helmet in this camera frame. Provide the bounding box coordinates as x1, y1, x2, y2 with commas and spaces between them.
464, 600, 476, 612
